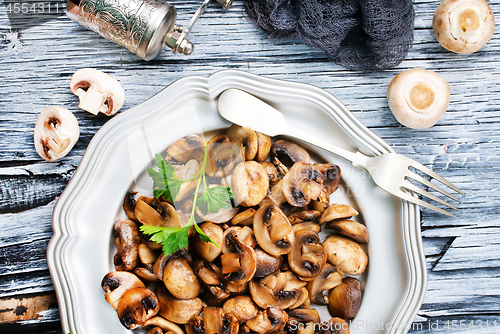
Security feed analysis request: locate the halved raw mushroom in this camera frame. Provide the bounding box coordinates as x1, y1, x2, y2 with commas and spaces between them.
327, 277, 362, 319
319, 204, 358, 224
227, 124, 259, 161
246, 307, 288, 334
135, 199, 180, 228
116, 287, 159, 329
255, 132, 272, 162
230, 208, 256, 226
253, 204, 295, 256
206, 142, 244, 178
191, 307, 239, 334
155, 285, 203, 324
325, 220, 369, 244
193, 260, 230, 304
173, 159, 202, 201
34, 106, 79, 162
249, 271, 307, 309
123, 191, 139, 222
221, 230, 257, 285
261, 162, 279, 187
70, 68, 124, 115
254, 248, 283, 278
101, 271, 145, 309
433, 0, 495, 54
162, 250, 201, 299
190, 223, 224, 262
306, 263, 343, 305
271, 140, 310, 175
144, 317, 185, 334
222, 295, 260, 324
114, 219, 141, 271
166, 135, 204, 164
231, 161, 269, 207
322, 235, 368, 276
288, 229, 325, 280
282, 162, 323, 207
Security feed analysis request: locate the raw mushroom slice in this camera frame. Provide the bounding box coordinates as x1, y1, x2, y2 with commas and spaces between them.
306, 263, 343, 305
282, 162, 324, 207
166, 134, 204, 164
246, 307, 288, 334
327, 277, 362, 320
190, 223, 224, 262
70, 68, 124, 115
155, 285, 203, 324
101, 271, 145, 309
226, 124, 259, 161
433, 0, 495, 54
271, 140, 310, 175
114, 219, 141, 271
387, 68, 450, 129
116, 287, 159, 329
221, 230, 257, 285
253, 204, 295, 256
222, 295, 260, 324
288, 229, 325, 280
231, 161, 269, 207
322, 235, 368, 276
34, 106, 79, 162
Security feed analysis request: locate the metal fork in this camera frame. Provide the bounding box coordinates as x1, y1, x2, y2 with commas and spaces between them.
218, 89, 464, 217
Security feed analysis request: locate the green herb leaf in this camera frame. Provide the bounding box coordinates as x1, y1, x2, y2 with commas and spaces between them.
194, 223, 221, 248
140, 224, 189, 255
197, 186, 235, 215
147, 154, 185, 201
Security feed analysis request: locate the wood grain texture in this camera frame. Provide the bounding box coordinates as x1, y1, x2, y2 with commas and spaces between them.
1, 0, 499, 332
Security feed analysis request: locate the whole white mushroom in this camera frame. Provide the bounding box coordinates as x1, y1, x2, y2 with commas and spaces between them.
387, 68, 450, 129
433, 0, 495, 54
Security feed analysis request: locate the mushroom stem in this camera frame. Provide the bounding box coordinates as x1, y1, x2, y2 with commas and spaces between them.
79, 85, 106, 115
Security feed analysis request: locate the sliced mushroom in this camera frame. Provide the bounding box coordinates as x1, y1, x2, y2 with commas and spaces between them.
259, 180, 287, 208
246, 307, 288, 334
116, 287, 159, 329
261, 162, 279, 187
191, 222, 224, 262
155, 285, 203, 324
433, 0, 495, 54
306, 264, 343, 305
249, 271, 307, 309
316, 163, 341, 197
135, 199, 180, 228
253, 204, 295, 256
255, 132, 272, 162
287, 308, 320, 324
114, 219, 141, 271
254, 248, 283, 278
292, 222, 321, 234
173, 159, 202, 201
322, 235, 368, 276
282, 162, 323, 207
206, 142, 244, 178
231, 161, 269, 207
222, 295, 260, 324
134, 267, 161, 282
34, 106, 79, 162
231, 208, 256, 226
70, 68, 124, 115
101, 271, 145, 309
288, 229, 325, 280
147, 327, 163, 334
327, 277, 362, 319
123, 191, 138, 222
288, 210, 321, 225
288, 287, 309, 309
162, 250, 202, 299
271, 140, 310, 175
194, 260, 230, 304
325, 220, 369, 244
319, 204, 358, 224
326, 317, 350, 334
227, 124, 259, 161
138, 243, 160, 271
166, 135, 204, 164
221, 230, 257, 285
191, 307, 239, 334
222, 226, 257, 254
144, 317, 185, 334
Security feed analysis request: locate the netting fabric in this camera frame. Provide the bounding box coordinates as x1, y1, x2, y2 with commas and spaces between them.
242, 0, 415, 71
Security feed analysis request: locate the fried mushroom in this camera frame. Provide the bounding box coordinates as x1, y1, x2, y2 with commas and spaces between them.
194, 260, 230, 304
144, 317, 185, 334
231, 161, 269, 207
206, 142, 244, 178
191, 223, 224, 262
249, 271, 306, 309
325, 220, 369, 244
155, 285, 203, 324
114, 219, 141, 271
254, 248, 283, 278
135, 199, 180, 228
221, 230, 257, 285
166, 134, 204, 164
271, 140, 310, 175
162, 250, 201, 299
223, 296, 260, 324
255, 132, 272, 162
191, 307, 239, 334
282, 162, 323, 207
116, 287, 159, 330
322, 235, 368, 276
327, 277, 362, 320
246, 307, 288, 334
306, 264, 343, 305
253, 204, 295, 256
101, 271, 145, 309
288, 229, 325, 280
227, 124, 259, 161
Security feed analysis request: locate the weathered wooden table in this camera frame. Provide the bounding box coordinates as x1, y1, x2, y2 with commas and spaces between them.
1, 0, 499, 333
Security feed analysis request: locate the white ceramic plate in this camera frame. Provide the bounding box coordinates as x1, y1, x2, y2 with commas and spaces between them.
48, 70, 426, 334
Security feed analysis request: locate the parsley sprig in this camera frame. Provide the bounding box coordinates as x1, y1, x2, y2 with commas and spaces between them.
140, 142, 234, 256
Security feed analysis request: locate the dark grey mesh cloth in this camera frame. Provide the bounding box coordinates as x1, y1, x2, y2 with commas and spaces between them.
242, 0, 414, 71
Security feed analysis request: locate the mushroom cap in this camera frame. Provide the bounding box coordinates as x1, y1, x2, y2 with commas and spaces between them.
305, 263, 343, 305
327, 277, 362, 320
271, 140, 310, 175
190, 222, 224, 262
433, 0, 495, 54
323, 235, 368, 276
255, 132, 272, 162
101, 271, 145, 309
387, 68, 450, 129
69, 68, 124, 115
325, 219, 369, 244
221, 230, 257, 285
34, 106, 79, 162
319, 204, 359, 224
222, 295, 260, 324
282, 162, 323, 207
288, 229, 325, 279
253, 204, 295, 256
155, 285, 203, 324
231, 161, 269, 207
163, 253, 201, 299
116, 287, 160, 329
226, 124, 259, 160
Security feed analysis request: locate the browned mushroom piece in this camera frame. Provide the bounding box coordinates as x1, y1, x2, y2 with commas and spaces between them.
138, 243, 160, 272
253, 204, 295, 256
327, 317, 350, 334
161, 250, 202, 299
322, 235, 368, 276
135, 199, 180, 228
101, 271, 145, 309
255, 132, 272, 162
166, 134, 204, 164
249, 271, 307, 309
144, 317, 185, 334
288, 210, 321, 225
114, 219, 141, 271
206, 142, 244, 178
254, 248, 283, 278
327, 277, 362, 319
191, 307, 239, 334
288, 229, 325, 280
325, 220, 369, 244
282, 162, 324, 207
116, 287, 159, 329
221, 230, 257, 285
227, 124, 259, 161
306, 264, 343, 305
173, 159, 202, 201
193, 260, 230, 305
291, 222, 321, 234
261, 162, 280, 187
231, 208, 256, 226
271, 140, 310, 175
155, 285, 203, 324
319, 204, 359, 225
190, 222, 224, 262
226, 281, 250, 295
316, 163, 341, 197
123, 191, 138, 222
246, 307, 288, 334
222, 295, 260, 324
147, 327, 163, 334
231, 161, 269, 207
287, 308, 321, 325
259, 180, 287, 209
222, 226, 257, 254
134, 267, 161, 282
288, 287, 309, 309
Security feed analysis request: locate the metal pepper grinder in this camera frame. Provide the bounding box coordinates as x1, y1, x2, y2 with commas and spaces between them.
66, 0, 232, 60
